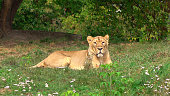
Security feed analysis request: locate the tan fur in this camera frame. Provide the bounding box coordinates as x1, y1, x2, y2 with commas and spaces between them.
30, 35, 112, 70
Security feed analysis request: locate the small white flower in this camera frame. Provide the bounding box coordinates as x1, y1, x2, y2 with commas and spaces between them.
73, 89, 76, 93
70, 79, 76, 83
4, 86, 10, 88
45, 83, 48, 87
154, 89, 157, 92
157, 67, 160, 70
8, 69, 11, 71
166, 79, 170, 81
121, 76, 125, 78
37, 92, 43, 96
13, 84, 18, 86
48, 94, 52, 96
71, 85, 73, 87
157, 78, 160, 80
141, 66, 145, 69
155, 75, 158, 77
158, 86, 163, 89
19, 82, 25, 85
144, 84, 149, 86
22, 89, 26, 91
29, 87, 32, 89
53, 92, 58, 95
164, 86, 169, 90
14, 90, 18, 91
149, 84, 153, 88
19, 77, 22, 80
145, 71, 149, 75
25, 80, 31, 83
30, 79, 33, 83
1, 77, 6, 81
116, 9, 121, 12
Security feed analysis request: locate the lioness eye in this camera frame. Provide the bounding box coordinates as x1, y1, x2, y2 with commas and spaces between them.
102, 42, 105, 44
94, 42, 97, 44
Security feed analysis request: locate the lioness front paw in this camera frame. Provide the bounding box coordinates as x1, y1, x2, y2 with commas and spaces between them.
92, 64, 100, 68
69, 66, 84, 70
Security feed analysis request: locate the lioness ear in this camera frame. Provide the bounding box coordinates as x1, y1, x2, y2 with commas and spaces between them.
104, 35, 109, 41
87, 36, 93, 43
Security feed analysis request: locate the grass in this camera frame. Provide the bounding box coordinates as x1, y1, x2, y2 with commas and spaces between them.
0, 39, 169, 96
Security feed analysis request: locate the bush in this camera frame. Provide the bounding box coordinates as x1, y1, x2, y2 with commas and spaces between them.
62, 0, 169, 41
13, 0, 168, 41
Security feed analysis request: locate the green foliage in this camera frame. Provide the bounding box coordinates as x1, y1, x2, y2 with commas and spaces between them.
21, 54, 32, 67
0, 0, 2, 10
88, 62, 135, 95
62, 0, 168, 41
13, 0, 61, 31
61, 90, 79, 96
13, 0, 168, 41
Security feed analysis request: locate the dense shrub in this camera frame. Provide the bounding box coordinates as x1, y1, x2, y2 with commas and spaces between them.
0, 1, 1, 10
13, 0, 168, 41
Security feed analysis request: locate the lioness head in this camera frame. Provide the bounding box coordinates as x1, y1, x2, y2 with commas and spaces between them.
87, 35, 109, 57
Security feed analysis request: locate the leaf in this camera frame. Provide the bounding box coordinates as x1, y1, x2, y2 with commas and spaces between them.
114, 91, 121, 96
120, 86, 126, 91
116, 72, 121, 76
129, 78, 134, 83
100, 82, 107, 87
99, 72, 107, 78
67, 90, 73, 94
110, 72, 115, 76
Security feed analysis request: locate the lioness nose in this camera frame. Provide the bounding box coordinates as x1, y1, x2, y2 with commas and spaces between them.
97, 48, 103, 50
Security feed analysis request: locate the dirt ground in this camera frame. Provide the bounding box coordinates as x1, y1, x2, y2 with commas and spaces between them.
1, 30, 82, 42
0, 30, 82, 62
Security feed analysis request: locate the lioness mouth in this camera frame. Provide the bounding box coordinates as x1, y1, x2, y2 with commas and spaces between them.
97, 52, 103, 57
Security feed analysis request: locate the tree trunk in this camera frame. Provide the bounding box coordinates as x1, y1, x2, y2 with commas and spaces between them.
0, 0, 23, 38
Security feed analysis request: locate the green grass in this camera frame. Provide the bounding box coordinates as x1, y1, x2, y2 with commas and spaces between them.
0, 40, 169, 96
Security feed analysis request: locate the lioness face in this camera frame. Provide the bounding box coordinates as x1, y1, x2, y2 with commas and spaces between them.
87, 35, 109, 57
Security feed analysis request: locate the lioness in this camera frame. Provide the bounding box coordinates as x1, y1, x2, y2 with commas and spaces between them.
30, 35, 112, 70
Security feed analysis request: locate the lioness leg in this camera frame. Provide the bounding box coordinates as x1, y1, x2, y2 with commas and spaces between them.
103, 52, 112, 64
30, 52, 71, 68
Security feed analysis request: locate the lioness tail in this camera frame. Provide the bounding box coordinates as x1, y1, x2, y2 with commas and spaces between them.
29, 60, 45, 68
